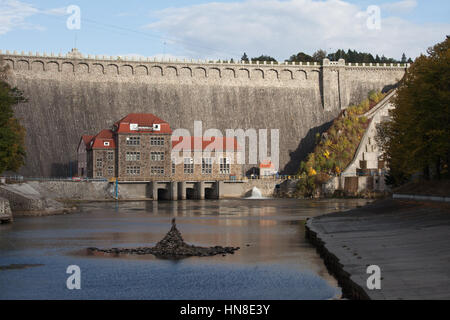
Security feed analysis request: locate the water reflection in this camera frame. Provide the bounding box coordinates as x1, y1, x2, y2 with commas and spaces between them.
0, 198, 371, 299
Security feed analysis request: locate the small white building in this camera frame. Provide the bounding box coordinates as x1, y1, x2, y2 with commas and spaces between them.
259, 160, 277, 177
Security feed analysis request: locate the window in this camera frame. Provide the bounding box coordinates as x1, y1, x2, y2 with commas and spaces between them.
150, 166, 165, 175
150, 151, 164, 161
107, 166, 114, 175
202, 158, 212, 174
172, 161, 176, 175
107, 151, 114, 161
126, 136, 140, 145
150, 136, 164, 146
126, 152, 140, 161
96, 158, 103, 168
126, 166, 140, 175
219, 158, 230, 174
184, 157, 194, 174
96, 171, 103, 177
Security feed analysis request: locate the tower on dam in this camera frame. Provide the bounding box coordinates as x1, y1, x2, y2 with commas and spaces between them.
0, 49, 408, 177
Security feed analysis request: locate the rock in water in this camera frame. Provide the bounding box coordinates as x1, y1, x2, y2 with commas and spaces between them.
152, 223, 188, 256
87, 219, 239, 259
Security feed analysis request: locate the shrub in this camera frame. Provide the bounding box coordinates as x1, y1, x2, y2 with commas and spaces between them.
296, 174, 316, 197
296, 90, 385, 195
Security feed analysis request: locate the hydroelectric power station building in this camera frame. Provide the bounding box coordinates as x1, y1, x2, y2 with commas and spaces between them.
77, 113, 243, 181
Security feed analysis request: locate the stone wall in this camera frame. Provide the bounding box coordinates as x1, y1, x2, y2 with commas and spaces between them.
0, 197, 13, 222
0, 184, 46, 211
12, 180, 280, 200
220, 178, 283, 198
26, 180, 113, 200
1, 51, 407, 177
117, 133, 172, 179
92, 149, 116, 179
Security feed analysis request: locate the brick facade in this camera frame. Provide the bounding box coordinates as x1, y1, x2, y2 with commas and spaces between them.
171, 151, 242, 181
80, 113, 243, 181
117, 133, 172, 180
92, 149, 116, 179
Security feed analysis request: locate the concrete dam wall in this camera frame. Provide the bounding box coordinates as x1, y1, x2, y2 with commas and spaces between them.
1, 50, 407, 177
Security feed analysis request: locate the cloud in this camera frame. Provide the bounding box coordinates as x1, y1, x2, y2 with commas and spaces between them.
146, 0, 449, 60
382, 0, 417, 14
0, 1, 69, 35
44, 7, 69, 16
0, 0, 39, 35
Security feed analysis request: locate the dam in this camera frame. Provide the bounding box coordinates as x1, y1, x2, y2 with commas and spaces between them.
0, 49, 408, 177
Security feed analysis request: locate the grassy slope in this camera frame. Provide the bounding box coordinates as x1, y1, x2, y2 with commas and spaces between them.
296, 91, 387, 196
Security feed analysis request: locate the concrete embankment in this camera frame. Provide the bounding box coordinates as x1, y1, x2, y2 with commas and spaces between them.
26, 180, 114, 200
0, 197, 13, 223
306, 199, 450, 299
0, 179, 281, 214
0, 182, 79, 216
221, 179, 282, 198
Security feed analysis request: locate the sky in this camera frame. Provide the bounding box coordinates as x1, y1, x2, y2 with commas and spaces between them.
0, 0, 449, 61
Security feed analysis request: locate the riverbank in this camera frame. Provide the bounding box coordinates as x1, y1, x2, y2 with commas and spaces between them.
12, 206, 77, 217
306, 198, 450, 299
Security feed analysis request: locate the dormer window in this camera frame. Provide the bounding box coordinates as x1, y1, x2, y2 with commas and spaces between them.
153, 123, 161, 131
104, 141, 110, 147
130, 123, 138, 131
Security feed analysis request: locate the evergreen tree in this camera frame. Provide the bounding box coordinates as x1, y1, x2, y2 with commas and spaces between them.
401, 53, 407, 63
287, 48, 409, 64
241, 53, 249, 62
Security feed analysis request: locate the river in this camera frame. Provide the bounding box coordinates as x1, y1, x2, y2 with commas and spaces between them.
0, 198, 371, 299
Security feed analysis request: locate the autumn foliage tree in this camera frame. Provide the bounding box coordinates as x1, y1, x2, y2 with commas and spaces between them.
0, 57, 27, 174
378, 37, 450, 185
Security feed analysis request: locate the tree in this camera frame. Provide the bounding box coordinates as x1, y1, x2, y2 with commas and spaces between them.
312, 49, 327, 62
0, 57, 27, 174
287, 52, 314, 62
401, 53, 407, 63
379, 37, 450, 185
241, 52, 249, 62
251, 55, 277, 62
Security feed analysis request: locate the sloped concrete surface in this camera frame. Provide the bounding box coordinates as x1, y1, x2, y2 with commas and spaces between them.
0, 183, 67, 214
306, 199, 450, 299
0, 197, 13, 223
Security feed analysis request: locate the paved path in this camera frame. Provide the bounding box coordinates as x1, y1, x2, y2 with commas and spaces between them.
306, 199, 450, 299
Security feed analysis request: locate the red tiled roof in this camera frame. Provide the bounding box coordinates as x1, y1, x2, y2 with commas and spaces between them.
90, 129, 116, 149
114, 113, 172, 134
172, 136, 240, 151
259, 160, 274, 169
79, 135, 94, 149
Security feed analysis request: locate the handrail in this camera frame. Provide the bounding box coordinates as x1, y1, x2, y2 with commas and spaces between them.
362, 89, 397, 119
341, 90, 396, 176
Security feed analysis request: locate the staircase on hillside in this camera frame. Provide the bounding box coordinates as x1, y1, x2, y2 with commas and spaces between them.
323, 90, 396, 195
